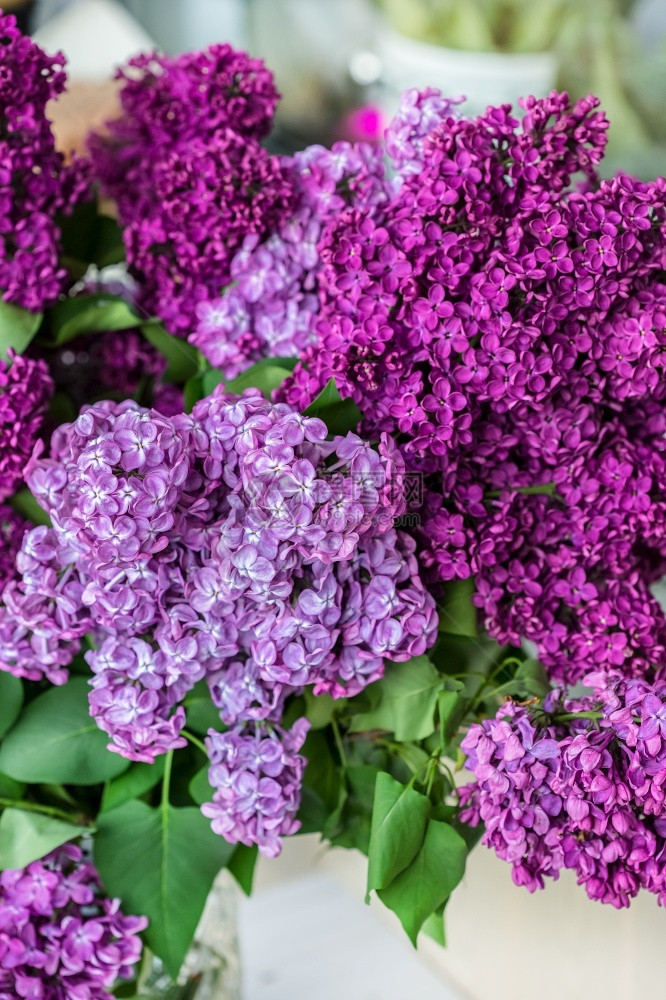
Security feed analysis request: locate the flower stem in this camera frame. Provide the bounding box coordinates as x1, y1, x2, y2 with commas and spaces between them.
182, 729, 207, 755
161, 750, 174, 810
0, 796, 86, 824
552, 710, 602, 723
331, 717, 348, 769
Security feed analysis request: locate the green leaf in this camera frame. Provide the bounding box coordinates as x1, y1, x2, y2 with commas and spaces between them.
7, 488, 51, 527
141, 323, 201, 383
93, 215, 125, 268
0, 678, 128, 785
0, 300, 43, 360
492, 658, 552, 700
348, 657, 443, 741
183, 681, 222, 734
437, 688, 467, 745
0, 773, 25, 799
95, 800, 235, 978
188, 766, 211, 807
421, 909, 446, 947
0, 808, 89, 870
377, 819, 467, 945
101, 759, 166, 813
438, 577, 478, 637
0, 673, 22, 739
303, 690, 341, 730
48, 294, 140, 345
367, 772, 430, 895
225, 358, 296, 399
227, 844, 258, 896
303, 377, 361, 435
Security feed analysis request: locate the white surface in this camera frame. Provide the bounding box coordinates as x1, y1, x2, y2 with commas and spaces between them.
240, 833, 666, 1000
239, 871, 463, 1000
34, 0, 154, 78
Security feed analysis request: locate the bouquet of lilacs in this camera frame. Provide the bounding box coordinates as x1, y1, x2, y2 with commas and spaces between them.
0, 9, 665, 996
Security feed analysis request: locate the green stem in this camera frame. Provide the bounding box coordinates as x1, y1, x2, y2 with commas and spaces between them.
331, 718, 348, 769
552, 710, 602, 723
161, 749, 174, 810
182, 729, 207, 754
0, 796, 85, 824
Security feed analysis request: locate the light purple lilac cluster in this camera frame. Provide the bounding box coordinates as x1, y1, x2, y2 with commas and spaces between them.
0, 842, 146, 999
0, 352, 53, 501
0, 12, 89, 310
283, 91, 666, 686
460, 679, 666, 908
0, 387, 435, 848
202, 718, 309, 858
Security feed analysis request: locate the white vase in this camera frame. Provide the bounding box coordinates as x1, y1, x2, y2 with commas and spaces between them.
377, 26, 558, 118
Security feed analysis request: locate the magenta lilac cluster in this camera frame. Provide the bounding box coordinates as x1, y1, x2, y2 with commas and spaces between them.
0, 352, 53, 501
0, 12, 89, 310
0, 842, 146, 999
0, 505, 27, 584
89, 45, 278, 219
460, 681, 666, 909
89, 45, 289, 337
202, 718, 309, 858
0, 387, 435, 847
283, 91, 666, 685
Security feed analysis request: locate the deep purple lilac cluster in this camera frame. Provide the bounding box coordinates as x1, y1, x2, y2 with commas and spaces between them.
0, 387, 435, 849
0, 505, 27, 584
0, 842, 146, 999
89, 45, 278, 219
460, 681, 666, 908
89, 46, 291, 337
0, 352, 53, 501
202, 718, 309, 858
0, 12, 89, 310
283, 91, 666, 686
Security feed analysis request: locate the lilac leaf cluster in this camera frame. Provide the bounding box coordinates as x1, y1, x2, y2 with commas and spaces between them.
0, 842, 146, 999
282, 90, 666, 686
0, 12, 89, 310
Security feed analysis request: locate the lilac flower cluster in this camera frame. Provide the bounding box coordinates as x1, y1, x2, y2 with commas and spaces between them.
0, 387, 435, 848
0, 505, 27, 583
191, 142, 389, 378
283, 91, 666, 686
202, 719, 309, 858
89, 46, 291, 337
460, 681, 666, 909
191, 88, 460, 378
0, 842, 146, 999
89, 45, 279, 219
0, 352, 53, 501
0, 12, 89, 310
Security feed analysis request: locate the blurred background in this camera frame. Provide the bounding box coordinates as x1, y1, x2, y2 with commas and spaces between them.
13, 0, 666, 175
8, 1, 666, 996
